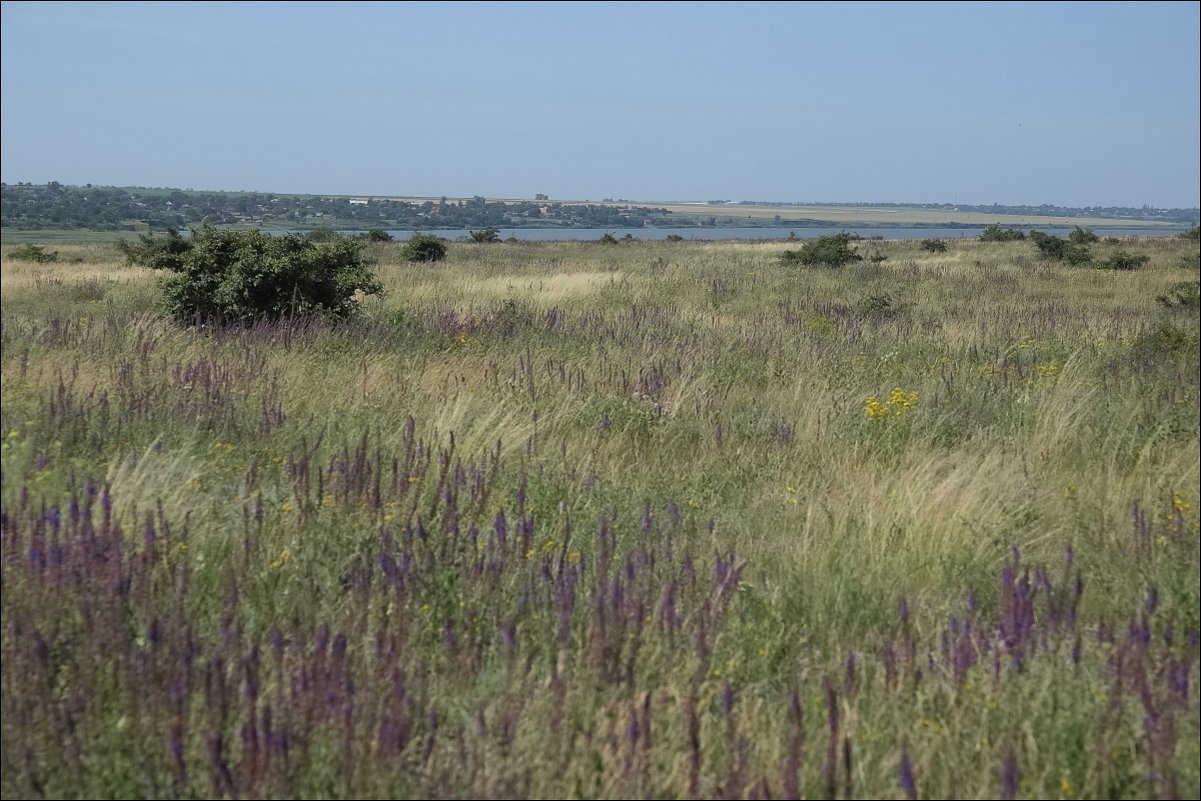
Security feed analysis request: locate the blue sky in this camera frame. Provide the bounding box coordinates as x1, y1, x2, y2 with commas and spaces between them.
2, 0, 1198, 206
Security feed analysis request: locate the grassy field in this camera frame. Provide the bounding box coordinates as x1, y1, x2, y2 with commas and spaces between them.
2, 234, 1198, 799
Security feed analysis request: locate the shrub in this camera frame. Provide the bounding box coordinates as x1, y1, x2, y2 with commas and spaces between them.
854, 292, 908, 320
1156, 280, 1200, 310
780, 232, 862, 268
306, 225, 341, 242
665, 234, 685, 243
920, 238, 948, 253
362, 229, 394, 242
980, 224, 1026, 242
1098, 250, 1150, 271
1030, 231, 1092, 265
7, 243, 58, 263
599, 233, 619, 245
1132, 322, 1198, 360
118, 225, 382, 325
1068, 226, 1099, 245
402, 234, 448, 263
468, 226, 501, 244
1181, 226, 1199, 241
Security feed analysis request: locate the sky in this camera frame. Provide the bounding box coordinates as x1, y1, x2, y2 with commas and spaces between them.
1, 1, 1198, 207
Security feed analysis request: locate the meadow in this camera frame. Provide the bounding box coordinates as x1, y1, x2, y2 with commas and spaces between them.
1, 234, 1198, 799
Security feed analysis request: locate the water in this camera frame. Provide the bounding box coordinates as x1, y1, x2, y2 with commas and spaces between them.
371, 226, 1182, 242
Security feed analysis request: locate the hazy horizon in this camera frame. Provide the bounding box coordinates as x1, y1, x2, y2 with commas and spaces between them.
2, 1, 1198, 208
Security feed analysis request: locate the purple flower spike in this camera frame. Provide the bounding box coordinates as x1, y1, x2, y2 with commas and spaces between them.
999, 752, 1020, 800
899, 749, 917, 800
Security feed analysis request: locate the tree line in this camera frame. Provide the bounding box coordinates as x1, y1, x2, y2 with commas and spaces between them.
0, 183, 677, 232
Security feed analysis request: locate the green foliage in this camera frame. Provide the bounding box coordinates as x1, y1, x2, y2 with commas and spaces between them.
119, 225, 382, 325
598, 232, 619, 245
468, 226, 501, 244
920, 238, 948, 253
980, 224, 1026, 242
1132, 321, 1199, 359
1182, 226, 1200, 241
1068, 225, 1099, 244
1030, 231, 1092, 265
402, 234, 448, 263
853, 292, 907, 320
305, 225, 341, 242
665, 234, 685, 243
1179, 250, 1200, 270
7, 243, 58, 262
1156, 280, 1200, 310
779, 232, 862, 268
361, 229, 394, 242
1098, 250, 1150, 271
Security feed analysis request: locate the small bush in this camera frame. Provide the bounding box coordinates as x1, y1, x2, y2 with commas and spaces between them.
1181, 226, 1199, 241
1030, 231, 1092, 265
8, 243, 57, 263
1068, 226, 1099, 245
1156, 280, 1200, 310
1098, 250, 1150, 271
119, 225, 382, 325
599, 233, 619, 245
780, 232, 862, 268
1132, 322, 1199, 360
853, 292, 908, 320
468, 227, 501, 244
402, 234, 448, 263
980, 224, 1026, 242
306, 225, 341, 242
362, 229, 394, 242
920, 238, 947, 253
665, 234, 685, 243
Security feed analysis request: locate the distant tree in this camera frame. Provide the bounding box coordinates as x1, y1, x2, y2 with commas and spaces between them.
534, 193, 549, 201
598, 233, 619, 245
118, 225, 382, 325
468, 226, 501, 243
980, 224, 1026, 242
402, 233, 448, 263
779, 232, 862, 268
362, 229, 394, 242
920, 238, 948, 253
665, 234, 685, 242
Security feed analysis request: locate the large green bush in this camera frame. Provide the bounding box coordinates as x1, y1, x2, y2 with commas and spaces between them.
979, 224, 1026, 242
1029, 230, 1092, 265
780, 232, 862, 267
402, 233, 448, 263
119, 225, 382, 325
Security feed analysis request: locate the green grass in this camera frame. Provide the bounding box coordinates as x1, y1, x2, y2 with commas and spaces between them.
2, 235, 1198, 798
